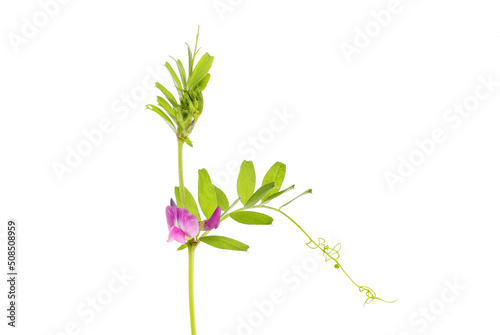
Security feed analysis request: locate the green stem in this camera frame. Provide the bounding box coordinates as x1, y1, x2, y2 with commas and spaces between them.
178, 139, 187, 208
188, 242, 197, 335
260, 206, 357, 282
178, 138, 195, 332
259, 205, 315, 241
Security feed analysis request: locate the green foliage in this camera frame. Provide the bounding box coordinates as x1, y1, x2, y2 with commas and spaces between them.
157, 96, 176, 120
244, 182, 274, 209
188, 53, 214, 88
145, 105, 175, 132
197, 74, 210, 91
164, 61, 183, 96
176, 160, 393, 304
237, 161, 256, 205
261, 162, 286, 201
146, 27, 213, 144
195, 161, 310, 225
214, 186, 229, 211
224, 197, 240, 215
175, 59, 188, 89
175, 187, 201, 221
186, 44, 194, 76
261, 185, 295, 204
198, 169, 218, 219
155, 82, 178, 107
229, 211, 273, 225
155, 31, 395, 309
199, 236, 249, 251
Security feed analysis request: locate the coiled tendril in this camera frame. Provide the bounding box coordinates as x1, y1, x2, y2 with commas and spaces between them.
305, 236, 394, 305
259, 205, 396, 305
306, 238, 341, 263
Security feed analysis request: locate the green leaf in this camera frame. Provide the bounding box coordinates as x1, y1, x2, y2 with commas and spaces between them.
197, 74, 210, 91
177, 244, 188, 251
165, 61, 183, 95
223, 197, 240, 216
187, 26, 200, 76
244, 182, 275, 209
199, 236, 249, 252
198, 169, 218, 219
175, 59, 187, 89
214, 186, 229, 211
188, 52, 214, 88
157, 96, 176, 120
229, 211, 273, 225
261, 185, 295, 204
186, 43, 194, 76
262, 162, 286, 201
156, 82, 178, 107
175, 187, 201, 221
198, 92, 204, 113
146, 104, 176, 132
280, 189, 313, 209
237, 161, 256, 205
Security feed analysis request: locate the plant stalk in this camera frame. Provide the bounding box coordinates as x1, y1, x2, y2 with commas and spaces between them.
187, 242, 197, 335
177, 138, 187, 208
178, 138, 196, 334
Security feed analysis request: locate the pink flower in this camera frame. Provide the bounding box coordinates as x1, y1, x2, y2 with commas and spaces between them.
204, 206, 221, 231
166, 200, 200, 244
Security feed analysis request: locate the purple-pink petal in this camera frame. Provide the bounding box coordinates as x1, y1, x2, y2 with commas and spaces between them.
204, 206, 221, 231
166, 206, 177, 230
165, 204, 200, 243
168, 226, 186, 243
178, 208, 199, 238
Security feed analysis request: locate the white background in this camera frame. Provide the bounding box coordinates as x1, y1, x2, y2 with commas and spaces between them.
1, 0, 500, 334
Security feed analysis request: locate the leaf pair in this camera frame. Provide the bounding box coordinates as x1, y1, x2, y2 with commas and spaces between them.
237, 161, 288, 206
175, 169, 230, 221
176, 169, 248, 252
166, 52, 213, 93
147, 78, 180, 132
198, 169, 230, 219
146, 104, 176, 133
188, 53, 213, 90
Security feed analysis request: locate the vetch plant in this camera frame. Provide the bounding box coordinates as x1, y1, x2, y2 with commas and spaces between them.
146, 27, 395, 335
